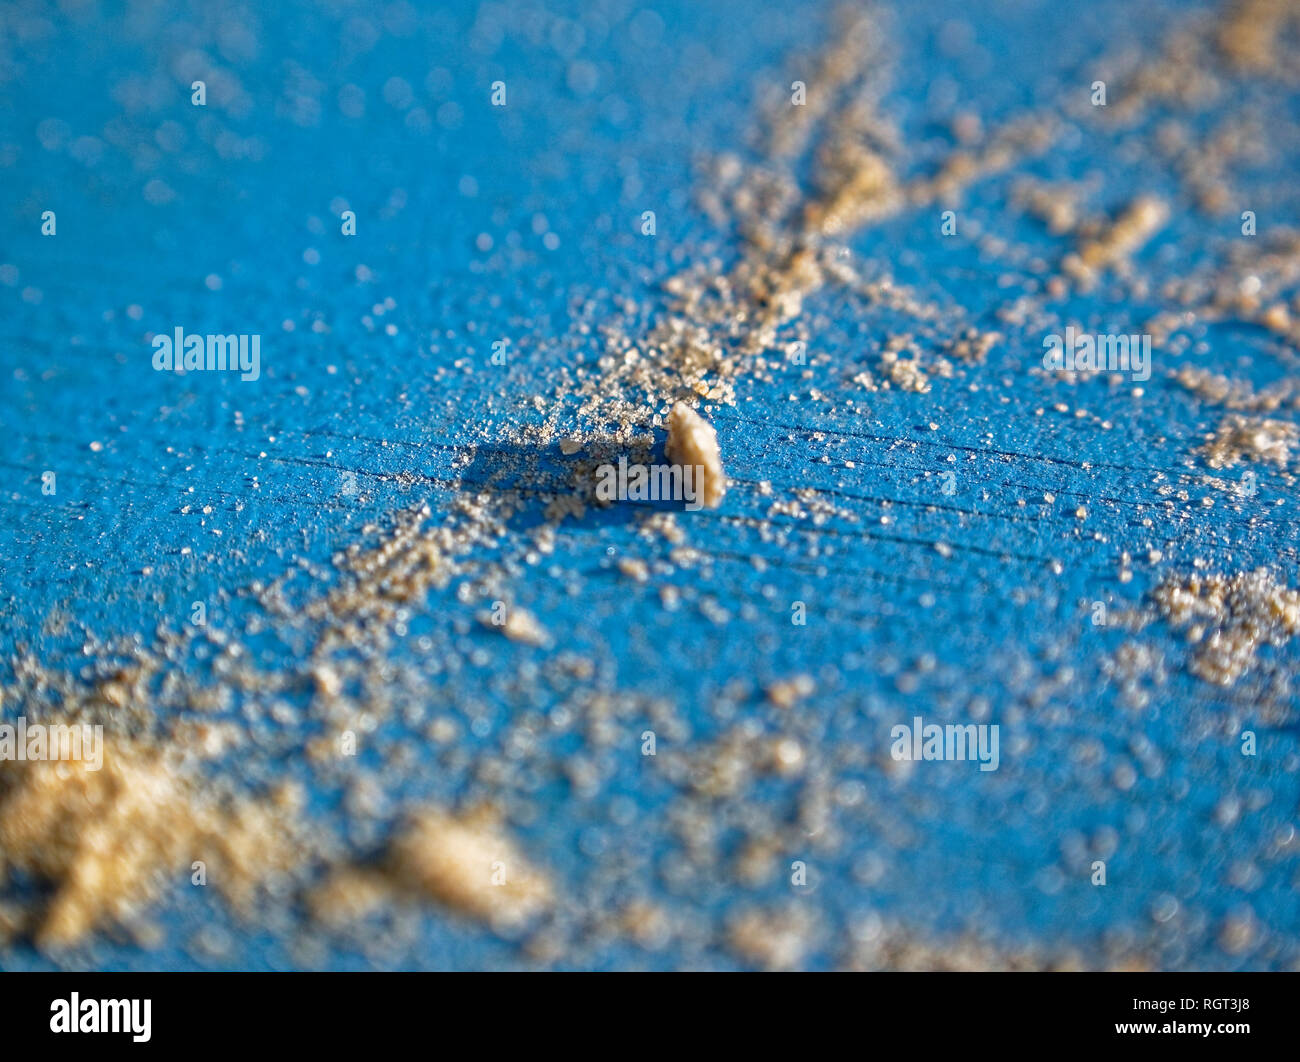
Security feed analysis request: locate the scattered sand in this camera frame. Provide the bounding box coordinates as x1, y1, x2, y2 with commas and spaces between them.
1199, 414, 1298, 468
1152, 569, 1300, 685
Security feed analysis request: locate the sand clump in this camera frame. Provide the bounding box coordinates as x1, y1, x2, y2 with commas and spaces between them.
665, 402, 727, 509
311, 805, 553, 933
1063, 196, 1169, 284
386, 808, 553, 930
0, 733, 302, 949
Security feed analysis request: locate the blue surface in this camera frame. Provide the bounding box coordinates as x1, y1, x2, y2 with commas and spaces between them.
2, 0, 1300, 970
